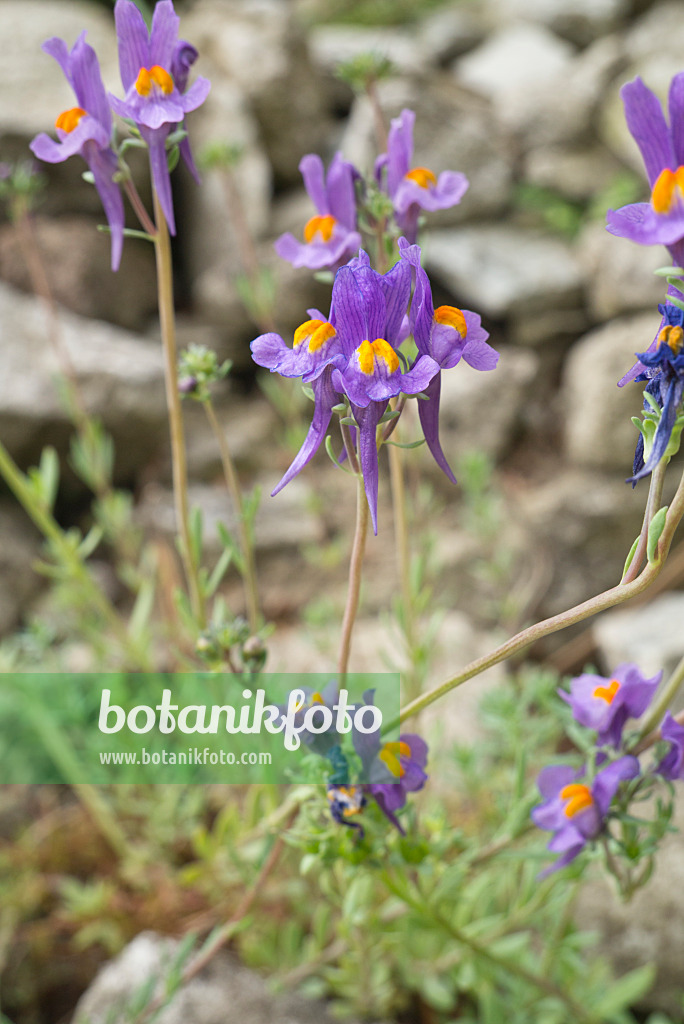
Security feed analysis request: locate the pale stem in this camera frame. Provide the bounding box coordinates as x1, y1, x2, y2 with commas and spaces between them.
338, 473, 370, 683
394, 466, 684, 727
152, 188, 205, 627
203, 397, 260, 633
633, 650, 684, 752
123, 177, 157, 238
621, 457, 667, 585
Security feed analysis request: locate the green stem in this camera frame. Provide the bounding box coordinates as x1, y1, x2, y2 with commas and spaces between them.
633, 649, 684, 752
203, 397, 260, 633
387, 425, 420, 702
0, 438, 149, 668
152, 188, 204, 628
382, 875, 596, 1023
394, 466, 684, 727
621, 457, 667, 584
123, 177, 157, 238
338, 474, 370, 683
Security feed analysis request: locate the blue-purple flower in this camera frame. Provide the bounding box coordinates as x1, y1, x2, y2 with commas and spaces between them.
655, 711, 684, 781
275, 152, 362, 270
110, 0, 210, 234
629, 304, 684, 482
400, 238, 499, 481
607, 75, 684, 254
532, 757, 639, 874
377, 109, 468, 243
30, 33, 125, 271
560, 663, 661, 748
327, 784, 367, 834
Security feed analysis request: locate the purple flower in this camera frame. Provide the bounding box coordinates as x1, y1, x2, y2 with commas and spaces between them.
378, 109, 468, 243
275, 152, 362, 270
629, 304, 684, 483
607, 75, 684, 254
655, 711, 684, 781
251, 248, 439, 533
327, 784, 366, 835
29, 33, 124, 271
532, 757, 639, 874
560, 663, 662, 748
110, 0, 210, 234
400, 238, 498, 482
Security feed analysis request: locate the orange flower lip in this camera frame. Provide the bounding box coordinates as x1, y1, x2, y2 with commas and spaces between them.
135, 65, 174, 97
405, 166, 437, 189
357, 338, 400, 376
55, 107, 87, 133
592, 679, 620, 705
303, 214, 337, 243
651, 165, 684, 214
560, 782, 593, 818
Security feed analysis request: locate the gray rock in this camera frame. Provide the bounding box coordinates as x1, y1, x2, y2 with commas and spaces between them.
578, 222, 666, 322
524, 145, 626, 204
308, 24, 427, 76
593, 593, 684, 682
423, 226, 583, 319
454, 24, 574, 105
0, 217, 157, 332
511, 469, 645, 615
0, 281, 166, 477
414, 346, 539, 464
136, 477, 325, 557
0, 503, 42, 637
575, 799, 684, 1018
624, 0, 684, 63
561, 313, 657, 472
482, 0, 628, 46
74, 932, 379, 1024
417, 3, 489, 64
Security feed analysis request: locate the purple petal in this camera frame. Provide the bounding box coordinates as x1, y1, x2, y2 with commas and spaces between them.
607, 202, 684, 247
326, 152, 357, 230
656, 712, 684, 780
462, 312, 499, 370
669, 73, 684, 168
149, 0, 180, 70
417, 374, 457, 484
86, 144, 125, 271
387, 109, 414, 197
379, 258, 411, 347
592, 756, 640, 816
331, 266, 367, 351
537, 764, 578, 801
300, 153, 327, 215
70, 33, 112, 134
622, 76, 675, 188
271, 369, 340, 494
400, 353, 439, 395
354, 401, 386, 535
171, 40, 198, 93
179, 136, 200, 183
369, 786, 406, 833
42, 36, 73, 85
145, 127, 175, 234
393, 170, 468, 216
114, 0, 150, 92
178, 75, 211, 113
29, 132, 68, 164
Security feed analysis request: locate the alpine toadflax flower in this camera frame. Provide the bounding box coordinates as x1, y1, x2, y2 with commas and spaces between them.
378, 109, 468, 243
532, 757, 639, 874
400, 238, 499, 481
655, 711, 684, 781
560, 663, 661, 748
275, 153, 362, 270
607, 75, 684, 258
30, 33, 125, 270
252, 248, 440, 533
110, 0, 210, 233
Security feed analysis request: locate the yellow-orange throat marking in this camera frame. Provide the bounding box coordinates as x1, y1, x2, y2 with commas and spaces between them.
405, 166, 437, 189
379, 740, 411, 778
55, 107, 87, 133
560, 783, 593, 818
135, 65, 174, 96
304, 214, 336, 243
293, 319, 336, 352
434, 305, 467, 337
658, 324, 684, 355
651, 165, 684, 214
357, 338, 400, 375
592, 679, 620, 704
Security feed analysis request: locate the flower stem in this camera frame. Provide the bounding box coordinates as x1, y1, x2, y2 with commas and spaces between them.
621, 457, 667, 584
338, 473, 370, 683
123, 177, 157, 238
394, 466, 684, 727
203, 396, 260, 633
152, 188, 204, 628
387, 425, 420, 702
633, 650, 684, 751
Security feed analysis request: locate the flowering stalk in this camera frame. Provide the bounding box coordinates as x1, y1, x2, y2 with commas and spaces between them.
395, 465, 684, 727
152, 188, 204, 626
338, 472, 370, 682
203, 396, 260, 633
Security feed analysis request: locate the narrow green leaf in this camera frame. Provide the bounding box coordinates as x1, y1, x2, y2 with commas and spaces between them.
647, 505, 668, 564
621, 536, 640, 580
